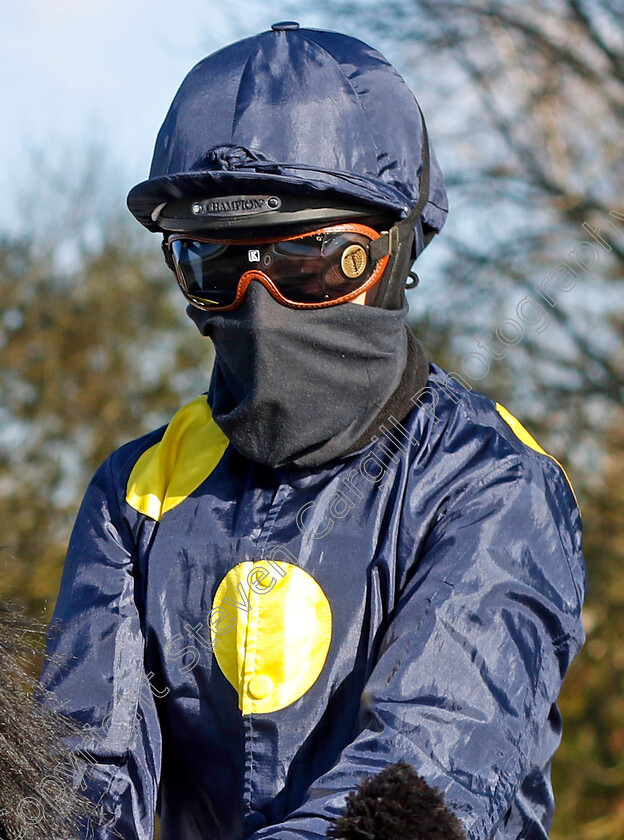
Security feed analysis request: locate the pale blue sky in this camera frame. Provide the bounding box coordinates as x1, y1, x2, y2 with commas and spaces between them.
1, 0, 333, 233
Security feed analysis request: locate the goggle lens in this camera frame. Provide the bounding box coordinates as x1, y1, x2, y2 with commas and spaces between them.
170, 240, 239, 307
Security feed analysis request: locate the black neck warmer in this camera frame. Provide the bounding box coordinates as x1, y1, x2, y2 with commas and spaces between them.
187, 283, 429, 468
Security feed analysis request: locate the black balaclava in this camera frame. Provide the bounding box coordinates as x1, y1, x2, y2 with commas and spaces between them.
186, 271, 429, 469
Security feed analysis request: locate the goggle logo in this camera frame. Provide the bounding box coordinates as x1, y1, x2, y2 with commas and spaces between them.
341, 244, 367, 279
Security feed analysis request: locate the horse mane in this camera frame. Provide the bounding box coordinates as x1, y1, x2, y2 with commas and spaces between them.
326, 759, 466, 840
0, 600, 96, 840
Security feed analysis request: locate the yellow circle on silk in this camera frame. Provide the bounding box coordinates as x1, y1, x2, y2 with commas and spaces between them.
211, 560, 332, 715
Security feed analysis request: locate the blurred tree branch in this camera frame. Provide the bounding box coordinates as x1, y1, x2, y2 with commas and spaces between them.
0, 145, 212, 612
321, 0, 623, 485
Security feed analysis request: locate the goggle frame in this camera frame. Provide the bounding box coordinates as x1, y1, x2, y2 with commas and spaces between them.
164, 222, 391, 312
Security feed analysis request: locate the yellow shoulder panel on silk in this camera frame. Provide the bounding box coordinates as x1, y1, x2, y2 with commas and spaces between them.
495, 402, 579, 508
125, 396, 230, 521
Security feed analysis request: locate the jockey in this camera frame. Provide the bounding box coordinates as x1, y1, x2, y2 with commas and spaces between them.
38, 22, 586, 840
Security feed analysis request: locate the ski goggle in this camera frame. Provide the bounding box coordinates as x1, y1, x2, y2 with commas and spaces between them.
163, 223, 391, 311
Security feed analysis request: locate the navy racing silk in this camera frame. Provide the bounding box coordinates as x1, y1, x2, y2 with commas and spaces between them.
37, 365, 586, 840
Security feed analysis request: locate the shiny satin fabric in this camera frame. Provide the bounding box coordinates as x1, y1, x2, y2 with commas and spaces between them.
126, 25, 448, 237
37, 365, 586, 840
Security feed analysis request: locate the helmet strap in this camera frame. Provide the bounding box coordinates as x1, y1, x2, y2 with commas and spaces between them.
369, 103, 431, 264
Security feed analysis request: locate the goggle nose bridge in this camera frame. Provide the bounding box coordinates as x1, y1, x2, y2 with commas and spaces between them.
235, 269, 290, 300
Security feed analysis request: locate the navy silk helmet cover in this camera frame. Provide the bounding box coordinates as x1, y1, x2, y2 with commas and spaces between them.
127, 25, 448, 233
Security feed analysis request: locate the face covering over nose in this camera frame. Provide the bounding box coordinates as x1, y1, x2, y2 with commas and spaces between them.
186, 283, 429, 468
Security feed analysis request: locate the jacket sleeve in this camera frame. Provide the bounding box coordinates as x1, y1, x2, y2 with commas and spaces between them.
37, 449, 162, 840
248, 455, 587, 840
